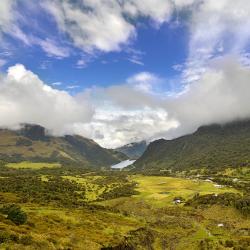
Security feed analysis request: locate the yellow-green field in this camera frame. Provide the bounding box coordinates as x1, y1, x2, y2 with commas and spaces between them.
7, 161, 61, 170
129, 175, 239, 207
97, 175, 239, 208
56, 175, 241, 207
0, 173, 248, 250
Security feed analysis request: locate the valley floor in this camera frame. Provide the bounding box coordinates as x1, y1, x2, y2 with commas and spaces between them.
0, 163, 249, 249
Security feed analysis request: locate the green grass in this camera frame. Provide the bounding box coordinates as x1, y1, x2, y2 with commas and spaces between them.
62, 175, 239, 207
7, 161, 61, 170
0, 173, 248, 249
129, 175, 240, 207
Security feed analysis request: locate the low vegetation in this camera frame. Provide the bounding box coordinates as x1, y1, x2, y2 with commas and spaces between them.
0, 163, 249, 249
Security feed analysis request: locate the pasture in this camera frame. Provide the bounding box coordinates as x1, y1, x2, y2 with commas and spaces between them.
130, 175, 239, 207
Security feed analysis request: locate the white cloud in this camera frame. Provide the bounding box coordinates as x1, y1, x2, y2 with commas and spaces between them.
128, 58, 144, 66
127, 72, 160, 93
42, 0, 135, 52
0, 0, 15, 32
124, 0, 173, 24
0, 1, 32, 46
0, 64, 93, 134
66, 85, 80, 90
0, 2, 70, 59
1, 0, 176, 55
85, 57, 250, 147
2, 0, 250, 62
1, 57, 250, 149
76, 59, 87, 69
70, 107, 179, 148
41, 0, 177, 53
166, 56, 250, 137
179, 0, 250, 85
0, 64, 179, 148
1, 1, 250, 149
37, 38, 70, 58
126, 48, 145, 66
51, 81, 62, 86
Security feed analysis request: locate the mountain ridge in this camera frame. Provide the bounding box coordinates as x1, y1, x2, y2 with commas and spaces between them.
134, 119, 250, 171
0, 124, 127, 167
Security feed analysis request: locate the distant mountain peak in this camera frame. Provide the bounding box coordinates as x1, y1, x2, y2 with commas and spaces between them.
115, 140, 147, 159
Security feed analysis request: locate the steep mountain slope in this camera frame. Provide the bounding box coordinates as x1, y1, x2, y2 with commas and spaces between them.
0, 124, 127, 167
135, 120, 250, 171
115, 141, 147, 159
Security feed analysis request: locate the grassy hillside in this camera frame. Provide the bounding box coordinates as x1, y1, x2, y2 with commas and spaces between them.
0, 124, 127, 167
135, 120, 250, 171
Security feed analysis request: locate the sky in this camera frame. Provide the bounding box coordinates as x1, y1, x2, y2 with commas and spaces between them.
0, 0, 250, 148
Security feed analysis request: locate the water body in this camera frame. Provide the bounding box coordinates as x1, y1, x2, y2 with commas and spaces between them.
111, 159, 136, 169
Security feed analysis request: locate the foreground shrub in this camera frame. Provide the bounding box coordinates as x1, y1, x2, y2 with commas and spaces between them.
0, 204, 27, 225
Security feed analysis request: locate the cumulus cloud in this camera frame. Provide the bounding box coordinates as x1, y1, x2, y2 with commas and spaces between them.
75, 57, 250, 148
90, 56, 250, 147
70, 107, 179, 148
41, 0, 180, 53
0, 64, 93, 134
1, 0, 176, 54
1, 56, 250, 148
166, 57, 250, 137
84, 56, 250, 147
1, 1, 250, 149
0, 64, 179, 148
2, 1, 250, 60
42, 0, 135, 53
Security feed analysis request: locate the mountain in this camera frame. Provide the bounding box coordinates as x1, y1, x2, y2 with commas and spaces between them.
115, 141, 147, 159
0, 124, 127, 167
135, 120, 250, 171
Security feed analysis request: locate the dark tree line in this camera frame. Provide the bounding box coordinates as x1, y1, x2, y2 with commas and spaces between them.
0, 176, 86, 207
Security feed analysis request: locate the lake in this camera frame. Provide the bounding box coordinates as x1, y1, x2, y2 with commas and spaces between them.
111, 159, 136, 169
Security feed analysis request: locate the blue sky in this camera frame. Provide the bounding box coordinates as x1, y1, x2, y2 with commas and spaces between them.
1, 7, 189, 92
1, 0, 250, 148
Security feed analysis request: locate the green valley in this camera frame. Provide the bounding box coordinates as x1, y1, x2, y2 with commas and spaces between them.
0, 161, 249, 249
0, 121, 249, 249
